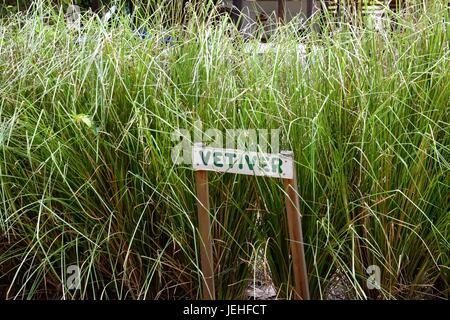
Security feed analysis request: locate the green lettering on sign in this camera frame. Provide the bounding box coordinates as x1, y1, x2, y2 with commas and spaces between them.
213, 151, 223, 167
192, 146, 293, 179
201, 151, 211, 165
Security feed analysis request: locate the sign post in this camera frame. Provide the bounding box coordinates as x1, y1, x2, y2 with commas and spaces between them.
194, 169, 216, 300
282, 151, 310, 300
192, 143, 309, 300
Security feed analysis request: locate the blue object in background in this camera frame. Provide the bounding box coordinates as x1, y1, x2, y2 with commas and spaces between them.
136, 28, 178, 45
137, 28, 150, 40
125, 5, 131, 16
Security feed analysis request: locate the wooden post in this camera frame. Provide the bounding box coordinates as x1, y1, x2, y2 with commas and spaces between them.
194, 170, 216, 300
306, 0, 314, 19
282, 151, 310, 300
91, 0, 100, 14
277, 0, 286, 24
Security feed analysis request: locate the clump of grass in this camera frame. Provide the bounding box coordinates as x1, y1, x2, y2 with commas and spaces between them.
0, 0, 449, 299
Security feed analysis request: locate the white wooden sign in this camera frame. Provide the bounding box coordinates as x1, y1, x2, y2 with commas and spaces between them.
192, 144, 294, 179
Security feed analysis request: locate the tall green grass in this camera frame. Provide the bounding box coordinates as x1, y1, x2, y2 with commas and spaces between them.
0, 1, 449, 299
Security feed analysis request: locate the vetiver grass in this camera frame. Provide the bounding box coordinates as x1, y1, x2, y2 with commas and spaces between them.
0, 0, 448, 299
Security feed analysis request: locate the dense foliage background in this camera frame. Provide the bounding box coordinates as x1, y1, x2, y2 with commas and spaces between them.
0, 1, 448, 300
